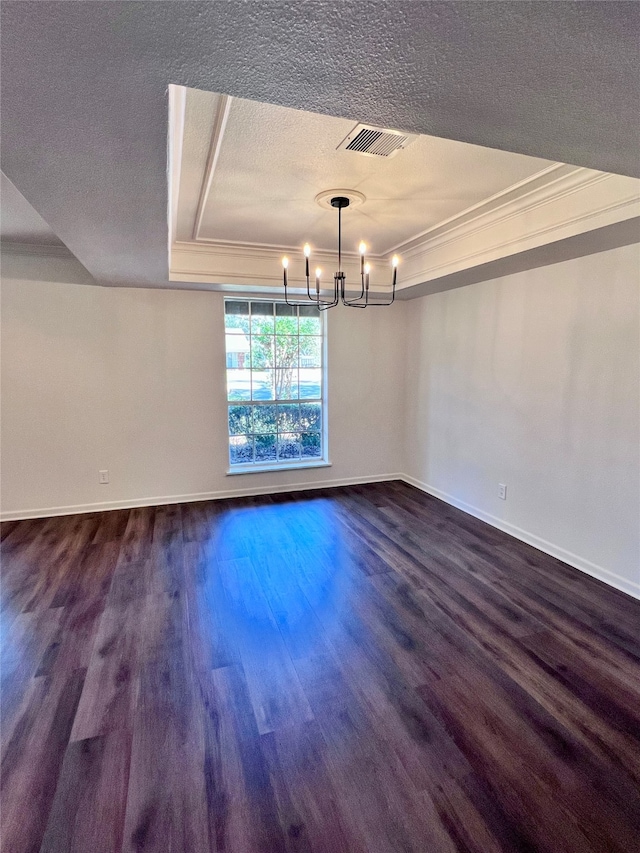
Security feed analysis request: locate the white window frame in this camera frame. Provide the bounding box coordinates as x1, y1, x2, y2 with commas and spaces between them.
224, 298, 329, 475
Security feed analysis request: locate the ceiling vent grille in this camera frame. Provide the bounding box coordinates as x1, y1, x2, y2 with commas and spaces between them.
337, 123, 417, 159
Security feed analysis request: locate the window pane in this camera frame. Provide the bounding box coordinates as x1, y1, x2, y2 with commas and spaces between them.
277, 433, 301, 460
275, 303, 296, 316
275, 369, 299, 400
299, 368, 321, 399
275, 304, 298, 335
226, 301, 249, 316
227, 370, 251, 401
252, 404, 276, 433
230, 435, 254, 465
225, 301, 250, 335
251, 302, 275, 334
225, 316, 250, 335
299, 313, 321, 335
250, 336, 274, 369
225, 332, 251, 370
252, 369, 275, 400
275, 336, 298, 368
299, 305, 320, 318
255, 433, 277, 462
228, 405, 252, 435
299, 336, 321, 368
277, 403, 300, 432
301, 433, 322, 459
299, 402, 321, 432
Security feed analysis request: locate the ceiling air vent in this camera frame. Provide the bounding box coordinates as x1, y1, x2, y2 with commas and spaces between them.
337, 123, 417, 159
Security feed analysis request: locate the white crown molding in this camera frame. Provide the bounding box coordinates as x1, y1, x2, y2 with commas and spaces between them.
170, 239, 371, 289
0, 241, 74, 259
386, 162, 571, 254
192, 93, 232, 241
397, 168, 640, 290
397, 167, 611, 261
183, 235, 383, 260
175, 237, 339, 258
169, 165, 640, 293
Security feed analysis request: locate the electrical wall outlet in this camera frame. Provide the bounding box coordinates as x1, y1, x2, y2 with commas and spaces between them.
99, 470, 109, 484
498, 483, 507, 500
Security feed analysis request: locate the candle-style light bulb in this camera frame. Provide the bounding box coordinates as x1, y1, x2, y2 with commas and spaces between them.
359, 242, 367, 256
282, 256, 289, 287
391, 255, 399, 288
303, 243, 311, 257
303, 243, 311, 278
282, 257, 289, 269
364, 262, 371, 291
315, 267, 321, 295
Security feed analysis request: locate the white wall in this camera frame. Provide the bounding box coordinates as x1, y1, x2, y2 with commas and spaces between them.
3, 245, 639, 599
403, 243, 640, 597
1, 254, 407, 517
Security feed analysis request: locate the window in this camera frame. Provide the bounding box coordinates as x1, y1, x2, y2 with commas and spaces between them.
225, 299, 326, 470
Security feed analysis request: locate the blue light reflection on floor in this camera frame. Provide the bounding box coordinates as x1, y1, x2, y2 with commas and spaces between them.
201, 496, 355, 661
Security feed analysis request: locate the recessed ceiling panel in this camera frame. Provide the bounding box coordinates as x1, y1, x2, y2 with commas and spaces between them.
175, 88, 554, 256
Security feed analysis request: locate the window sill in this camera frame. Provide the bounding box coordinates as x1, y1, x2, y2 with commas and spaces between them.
226, 460, 331, 476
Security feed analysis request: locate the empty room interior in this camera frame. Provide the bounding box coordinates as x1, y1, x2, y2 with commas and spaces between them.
1, 3, 640, 852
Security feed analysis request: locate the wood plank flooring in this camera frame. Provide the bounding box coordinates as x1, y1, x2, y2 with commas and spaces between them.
1, 481, 639, 853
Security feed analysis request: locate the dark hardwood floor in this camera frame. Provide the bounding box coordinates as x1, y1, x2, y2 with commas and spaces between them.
2, 481, 640, 853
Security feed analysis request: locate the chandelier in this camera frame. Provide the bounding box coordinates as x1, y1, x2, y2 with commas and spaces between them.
281, 195, 399, 310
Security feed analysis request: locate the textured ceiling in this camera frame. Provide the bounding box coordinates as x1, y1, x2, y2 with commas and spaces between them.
1, 1, 638, 287
183, 90, 552, 254
0, 173, 64, 247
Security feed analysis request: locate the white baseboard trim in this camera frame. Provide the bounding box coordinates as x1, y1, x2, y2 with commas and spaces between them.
0, 472, 404, 522
401, 474, 640, 601
3, 473, 637, 602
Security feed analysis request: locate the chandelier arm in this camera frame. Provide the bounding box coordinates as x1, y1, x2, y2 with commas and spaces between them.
343, 274, 396, 307
324, 278, 340, 309
311, 276, 339, 309
342, 271, 366, 305
341, 286, 368, 307
362, 289, 396, 306
322, 276, 340, 309
283, 270, 338, 308
317, 291, 339, 310
283, 286, 304, 307
378, 276, 397, 306
342, 289, 366, 305
360, 279, 396, 306
284, 280, 320, 308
